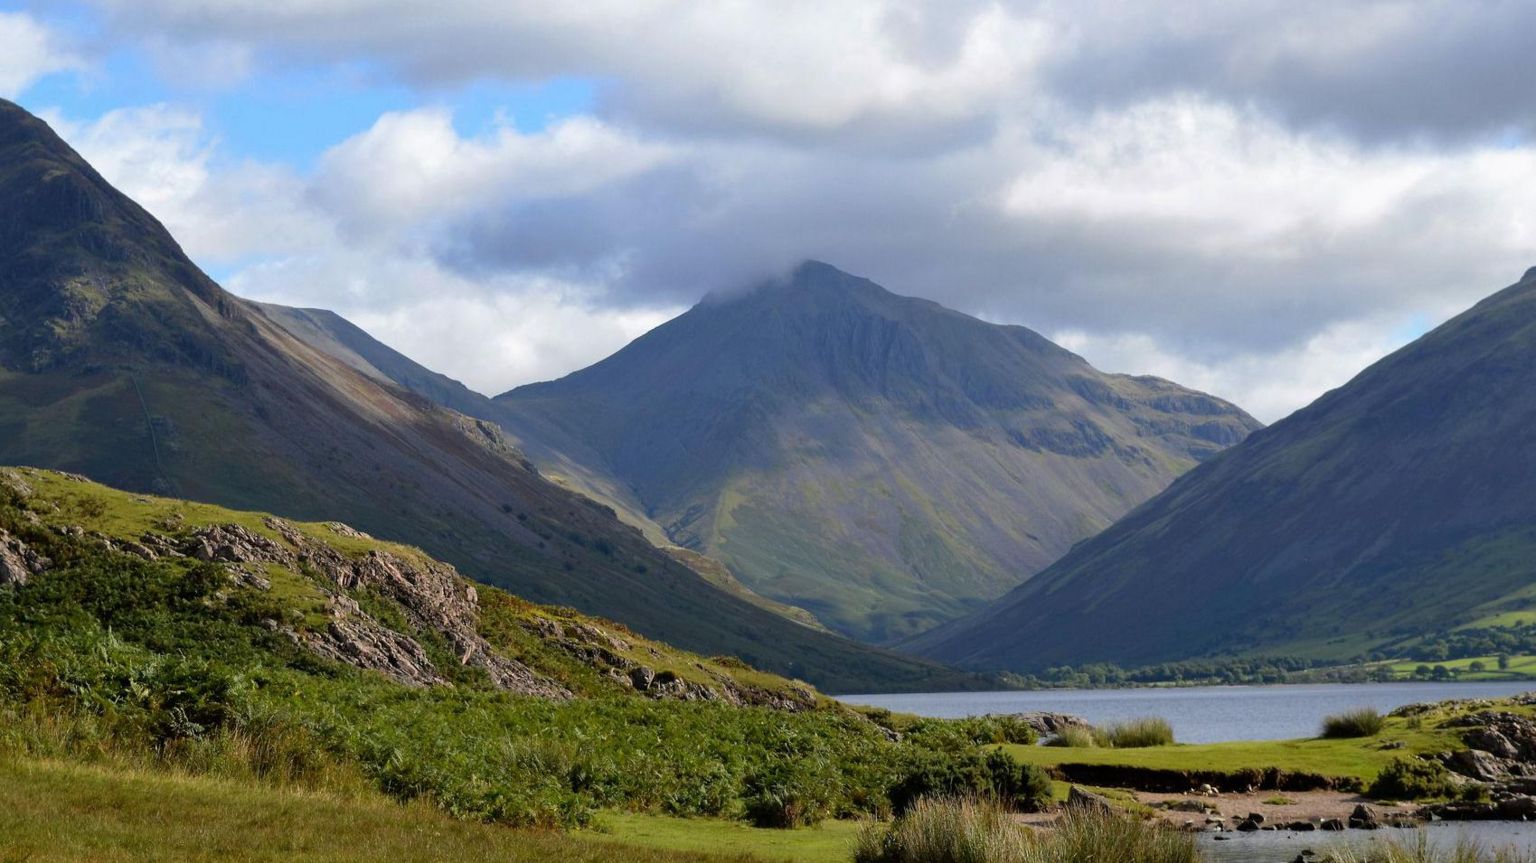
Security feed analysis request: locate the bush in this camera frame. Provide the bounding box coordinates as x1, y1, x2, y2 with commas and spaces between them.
1099, 717, 1175, 748
1369, 757, 1456, 800
1321, 707, 1385, 738
888, 750, 1052, 815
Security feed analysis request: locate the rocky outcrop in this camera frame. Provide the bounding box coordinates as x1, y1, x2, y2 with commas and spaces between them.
0, 529, 48, 586
293, 595, 447, 687
1013, 711, 1093, 739
522, 614, 818, 711
1416, 702, 1536, 820
136, 519, 570, 698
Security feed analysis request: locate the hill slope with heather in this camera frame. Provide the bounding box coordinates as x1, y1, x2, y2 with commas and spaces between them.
910, 267, 1536, 671
492, 262, 1261, 642
0, 97, 957, 693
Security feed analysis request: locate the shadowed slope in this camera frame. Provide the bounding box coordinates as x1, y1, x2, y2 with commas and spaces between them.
911, 267, 1536, 671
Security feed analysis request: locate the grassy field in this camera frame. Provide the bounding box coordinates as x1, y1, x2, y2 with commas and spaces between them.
589, 813, 859, 863
0, 758, 782, 863
999, 705, 1487, 784
1382, 655, 1536, 679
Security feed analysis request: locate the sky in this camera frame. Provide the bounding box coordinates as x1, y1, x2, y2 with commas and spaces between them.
3, 1, 1534, 422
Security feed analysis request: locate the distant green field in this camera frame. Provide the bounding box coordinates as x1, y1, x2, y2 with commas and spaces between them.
999, 705, 1488, 784
1383, 654, 1536, 679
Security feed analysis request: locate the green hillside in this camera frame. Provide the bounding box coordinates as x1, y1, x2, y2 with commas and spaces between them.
0, 467, 1045, 840
493, 262, 1259, 643
910, 267, 1536, 672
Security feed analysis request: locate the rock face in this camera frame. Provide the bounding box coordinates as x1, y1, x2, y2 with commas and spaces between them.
121, 518, 572, 697
521, 614, 818, 711
0, 529, 47, 586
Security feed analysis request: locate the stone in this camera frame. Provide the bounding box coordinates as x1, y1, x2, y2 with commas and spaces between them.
629, 666, 656, 691
1320, 818, 1346, 831
0, 529, 49, 587
1447, 748, 1511, 782
1285, 821, 1317, 831
1067, 786, 1116, 814
1349, 804, 1379, 830
1236, 818, 1260, 832
1011, 711, 1093, 738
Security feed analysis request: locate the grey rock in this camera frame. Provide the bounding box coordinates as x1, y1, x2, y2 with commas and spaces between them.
1067, 786, 1115, 814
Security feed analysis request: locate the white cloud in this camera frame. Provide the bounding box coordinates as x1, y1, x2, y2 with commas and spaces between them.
42, 105, 330, 263
0, 12, 79, 98
34, 2, 1536, 419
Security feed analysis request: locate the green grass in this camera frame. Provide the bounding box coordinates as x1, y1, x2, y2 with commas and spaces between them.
590, 812, 859, 863
999, 708, 1468, 784
851, 797, 1198, 863
0, 758, 750, 863
1321, 707, 1386, 738
1099, 717, 1175, 748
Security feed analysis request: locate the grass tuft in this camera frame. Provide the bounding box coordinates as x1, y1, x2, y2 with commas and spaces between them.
853, 797, 1197, 863
1321, 707, 1386, 739
1098, 717, 1175, 748
1044, 727, 1098, 748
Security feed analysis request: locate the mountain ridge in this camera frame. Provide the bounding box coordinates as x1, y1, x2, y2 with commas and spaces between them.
493, 260, 1262, 642
909, 266, 1536, 671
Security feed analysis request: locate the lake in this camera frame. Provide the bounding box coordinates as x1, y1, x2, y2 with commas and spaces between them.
1196, 822, 1536, 861
837, 681, 1536, 743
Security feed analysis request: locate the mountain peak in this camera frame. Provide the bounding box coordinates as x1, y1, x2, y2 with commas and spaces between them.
1523, 266, 1536, 284
0, 99, 230, 372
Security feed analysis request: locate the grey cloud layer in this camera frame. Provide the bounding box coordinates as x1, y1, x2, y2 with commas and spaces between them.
63, 1, 1536, 420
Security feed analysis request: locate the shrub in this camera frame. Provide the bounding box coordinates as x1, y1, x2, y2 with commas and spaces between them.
888, 750, 1052, 815
1099, 717, 1175, 748
1369, 757, 1456, 800
1044, 727, 1098, 748
1321, 707, 1385, 738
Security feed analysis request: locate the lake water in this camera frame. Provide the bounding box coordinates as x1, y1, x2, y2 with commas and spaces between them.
1196, 822, 1536, 862
837, 682, 1536, 743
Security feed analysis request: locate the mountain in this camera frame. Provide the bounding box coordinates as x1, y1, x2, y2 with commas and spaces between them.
909, 267, 1536, 672
492, 262, 1261, 642
0, 97, 965, 692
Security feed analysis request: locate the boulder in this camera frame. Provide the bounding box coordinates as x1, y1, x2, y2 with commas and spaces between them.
1067, 786, 1116, 814
1348, 804, 1379, 830
1446, 748, 1512, 782
1012, 711, 1093, 737
1320, 818, 1346, 831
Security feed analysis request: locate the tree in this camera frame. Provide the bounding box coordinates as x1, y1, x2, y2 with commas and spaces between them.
1469, 660, 1486, 672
